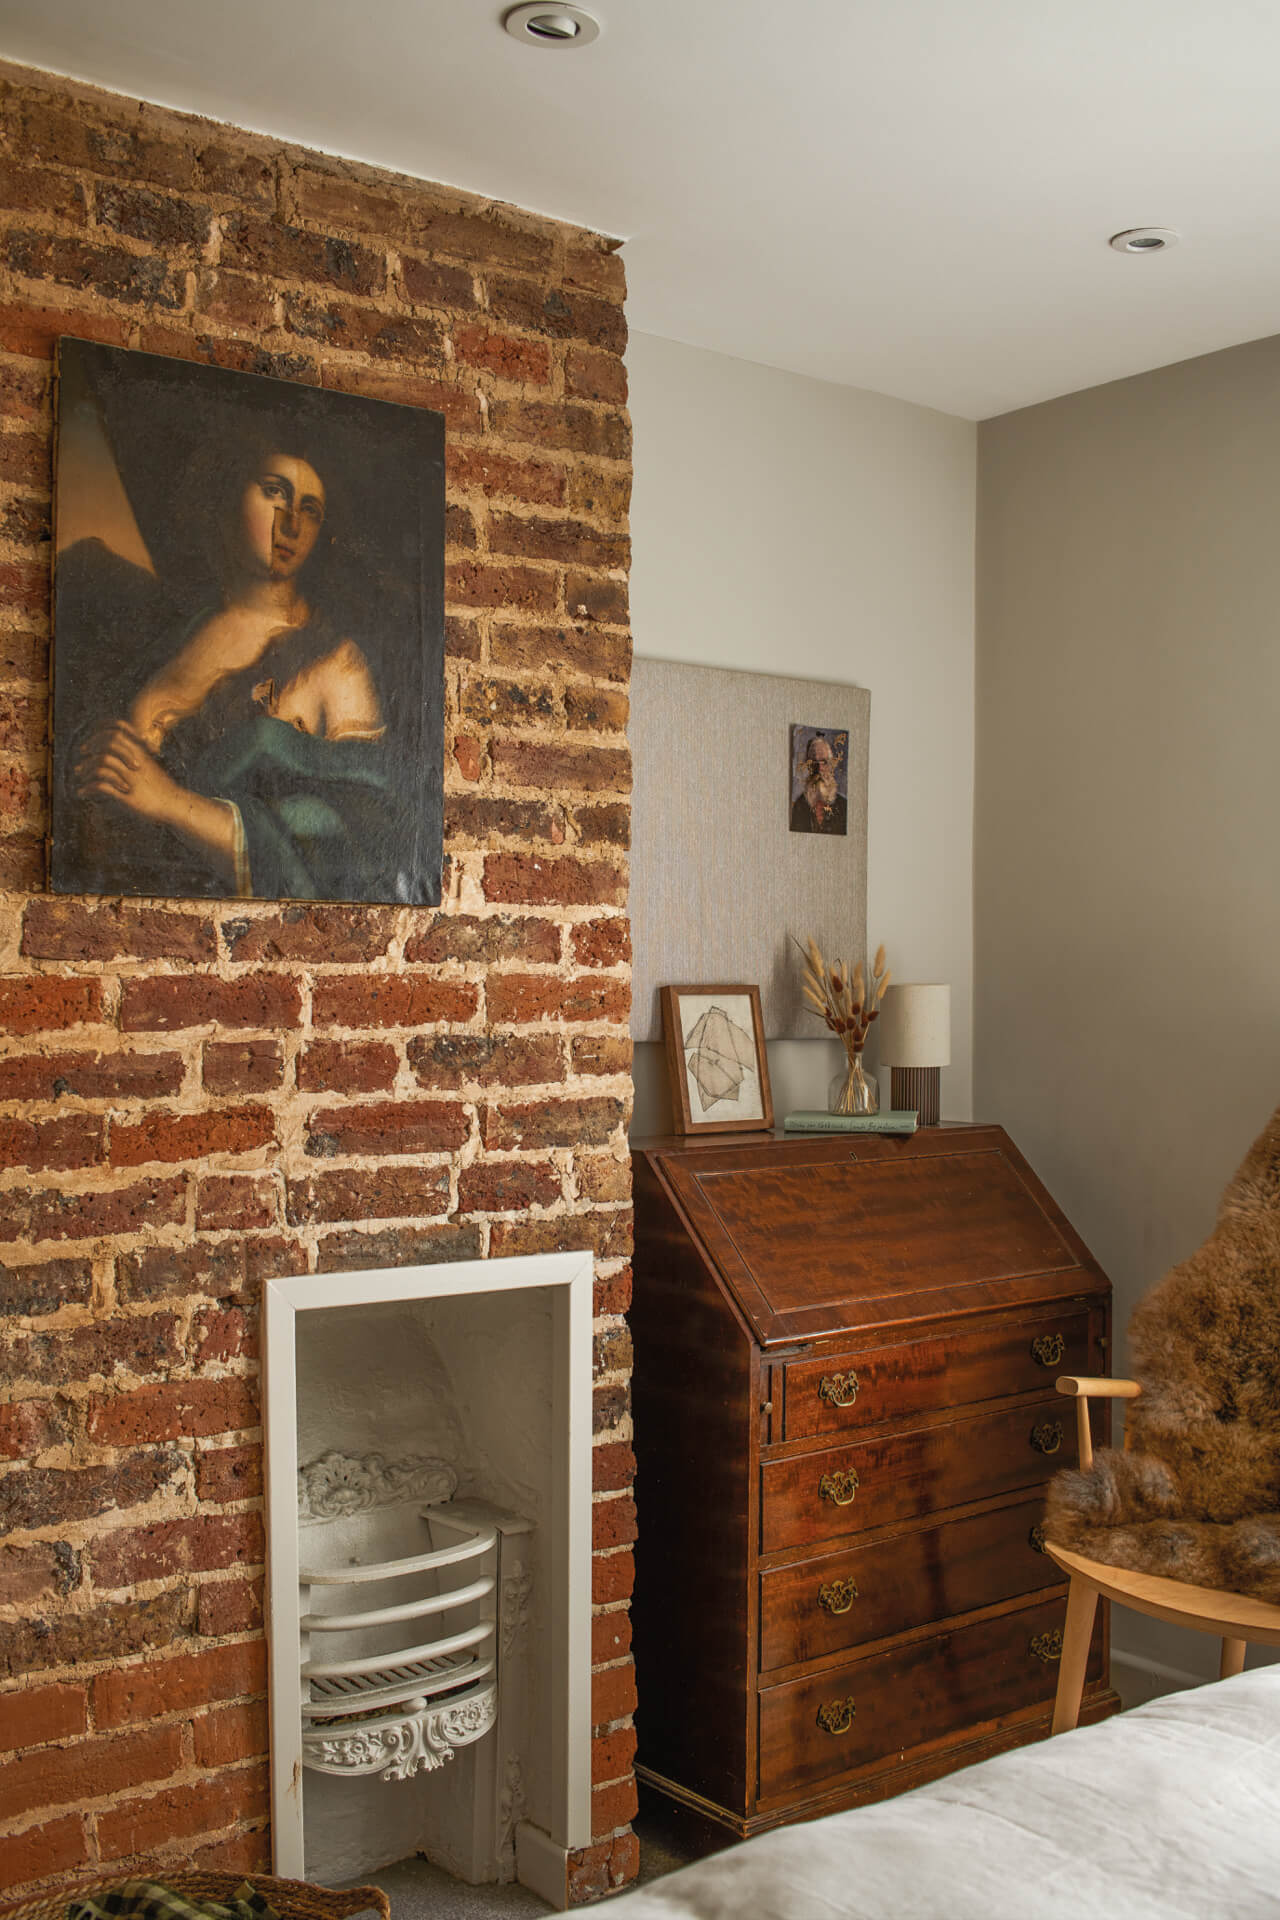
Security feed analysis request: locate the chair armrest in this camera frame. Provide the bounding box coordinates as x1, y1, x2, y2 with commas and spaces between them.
1055, 1376, 1142, 1399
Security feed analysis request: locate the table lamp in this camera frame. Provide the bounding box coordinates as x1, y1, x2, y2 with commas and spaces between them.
877, 983, 950, 1126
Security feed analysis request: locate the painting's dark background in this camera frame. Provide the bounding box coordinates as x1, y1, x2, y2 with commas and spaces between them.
51, 337, 445, 903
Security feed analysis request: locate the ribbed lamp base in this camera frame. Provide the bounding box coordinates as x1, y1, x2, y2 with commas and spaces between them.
890, 1066, 941, 1127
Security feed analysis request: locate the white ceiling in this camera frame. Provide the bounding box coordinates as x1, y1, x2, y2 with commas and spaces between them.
2, 0, 1280, 418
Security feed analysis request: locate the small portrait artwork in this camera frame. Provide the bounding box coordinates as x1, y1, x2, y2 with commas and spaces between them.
50, 338, 445, 905
790, 723, 849, 836
659, 985, 774, 1135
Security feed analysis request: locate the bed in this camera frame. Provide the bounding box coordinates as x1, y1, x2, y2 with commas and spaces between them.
612, 1669, 1280, 1919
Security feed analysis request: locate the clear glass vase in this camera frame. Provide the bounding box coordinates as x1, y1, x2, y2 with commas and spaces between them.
828, 1050, 879, 1116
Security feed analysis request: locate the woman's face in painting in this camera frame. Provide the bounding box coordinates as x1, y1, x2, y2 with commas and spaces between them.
238, 453, 326, 580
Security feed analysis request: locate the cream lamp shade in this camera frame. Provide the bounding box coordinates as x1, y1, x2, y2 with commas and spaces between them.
878, 984, 951, 1067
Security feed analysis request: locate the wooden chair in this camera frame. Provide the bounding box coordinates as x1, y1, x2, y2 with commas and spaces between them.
1044, 1375, 1280, 1734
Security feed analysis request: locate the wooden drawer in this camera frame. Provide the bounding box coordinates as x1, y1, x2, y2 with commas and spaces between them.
760, 1395, 1075, 1554
758, 1592, 1101, 1802
781, 1309, 1090, 1440
759, 1495, 1061, 1671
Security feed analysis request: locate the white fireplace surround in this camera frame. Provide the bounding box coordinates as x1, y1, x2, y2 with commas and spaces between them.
264, 1251, 595, 1906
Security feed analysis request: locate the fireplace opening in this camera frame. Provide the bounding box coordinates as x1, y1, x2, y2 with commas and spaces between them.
264, 1253, 593, 1907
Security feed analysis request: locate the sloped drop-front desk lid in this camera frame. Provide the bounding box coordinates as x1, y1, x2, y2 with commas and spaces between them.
639, 1125, 1105, 1346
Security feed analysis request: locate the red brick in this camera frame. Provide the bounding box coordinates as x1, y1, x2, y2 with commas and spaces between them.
591, 1724, 637, 1786
0, 555, 49, 611
0, 1255, 92, 1317
0, 974, 102, 1035
485, 275, 627, 356
192, 1305, 257, 1364
591, 1609, 632, 1667
222, 212, 384, 293
592, 1659, 637, 1731
595, 1325, 633, 1377
116, 1239, 249, 1304
0, 692, 45, 758
312, 976, 478, 1029
92, 1640, 267, 1731
458, 1159, 561, 1214
92, 1513, 264, 1589
491, 739, 630, 795
572, 1034, 633, 1078
408, 1031, 563, 1091
487, 972, 629, 1025
0, 1399, 59, 1459
446, 560, 557, 615
1, 230, 185, 309
21, 898, 215, 960
120, 974, 300, 1032
1, 1318, 178, 1389
190, 1823, 272, 1873
195, 1174, 278, 1232
0, 1046, 185, 1102
593, 1495, 638, 1554
445, 794, 561, 847
489, 512, 628, 570
86, 1378, 259, 1447
201, 1040, 285, 1095
565, 243, 626, 302
305, 1099, 469, 1159
95, 182, 211, 250
194, 266, 277, 330
447, 444, 564, 508
447, 501, 478, 550
592, 1441, 636, 1495
0, 1682, 87, 1752
565, 345, 628, 404
0, 1722, 181, 1825
315, 1220, 482, 1273
483, 1095, 625, 1151
453, 733, 485, 780
198, 1575, 264, 1639
453, 324, 550, 384
594, 1268, 632, 1317
0, 358, 49, 422
566, 570, 629, 624
491, 1209, 631, 1262
109, 1104, 276, 1167
484, 853, 626, 909
0, 1589, 188, 1683
444, 613, 483, 661
404, 913, 561, 966
489, 398, 631, 461
290, 186, 555, 271
0, 1111, 102, 1171
565, 684, 630, 733
2, 1176, 187, 1246
490, 623, 630, 683
571, 917, 632, 974
593, 1381, 630, 1434
195, 1444, 264, 1506
0, 1452, 182, 1531
0, 1540, 78, 1608
576, 1153, 631, 1204
297, 1039, 399, 1094
284, 292, 444, 364
591, 1773, 639, 1840
193, 1698, 269, 1769
458, 674, 558, 728
287, 1164, 451, 1225
0, 1813, 88, 1889
0, 154, 84, 220
0, 299, 120, 363
221, 904, 398, 963
196, 144, 275, 206
321, 362, 481, 433
22, 100, 194, 187
398, 253, 478, 311
97, 1764, 269, 1862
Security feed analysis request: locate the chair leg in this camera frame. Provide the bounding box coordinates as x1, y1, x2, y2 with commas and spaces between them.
1051, 1575, 1100, 1735
1220, 1637, 1247, 1680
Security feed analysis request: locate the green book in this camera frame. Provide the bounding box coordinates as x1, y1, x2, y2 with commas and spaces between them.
783, 1109, 918, 1135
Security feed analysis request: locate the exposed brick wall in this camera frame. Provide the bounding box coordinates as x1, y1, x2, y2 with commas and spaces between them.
0, 61, 635, 1902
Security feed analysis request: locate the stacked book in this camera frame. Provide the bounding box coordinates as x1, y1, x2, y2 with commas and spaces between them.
783, 1110, 918, 1135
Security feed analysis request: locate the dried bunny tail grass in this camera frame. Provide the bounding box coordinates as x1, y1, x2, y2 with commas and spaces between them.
807, 936, 825, 977
873, 943, 886, 978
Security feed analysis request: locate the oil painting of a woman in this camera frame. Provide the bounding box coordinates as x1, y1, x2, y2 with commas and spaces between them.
51, 340, 444, 905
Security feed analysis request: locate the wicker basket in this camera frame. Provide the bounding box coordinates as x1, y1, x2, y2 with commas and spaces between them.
0, 1873, 390, 1920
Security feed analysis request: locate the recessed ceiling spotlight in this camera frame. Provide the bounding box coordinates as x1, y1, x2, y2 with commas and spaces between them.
1109, 227, 1180, 254
504, 4, 601, 47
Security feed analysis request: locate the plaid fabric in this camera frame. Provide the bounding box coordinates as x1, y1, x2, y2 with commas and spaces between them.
68, 1883, 282, 1920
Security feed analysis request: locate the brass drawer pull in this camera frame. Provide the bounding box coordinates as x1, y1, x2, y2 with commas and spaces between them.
1031, 1332, 1065, 1367
1030, 1420, 1063, 1456
819, 1468, 860, 1507
1030, 1628, 1063, 1664
1029, 1523, 1048, 1554
817, 1577, 859, 1615
816, 1695, 856, 1736
818, 1370, 860, 1409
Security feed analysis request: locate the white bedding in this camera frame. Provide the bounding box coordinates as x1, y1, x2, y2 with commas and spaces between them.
612, 1670, 1280, 1919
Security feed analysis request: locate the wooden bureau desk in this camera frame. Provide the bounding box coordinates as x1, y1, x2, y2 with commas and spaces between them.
629, 1123, 1119, 1837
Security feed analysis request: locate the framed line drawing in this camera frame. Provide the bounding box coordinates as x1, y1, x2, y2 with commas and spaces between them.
51, 337, 445, 905
660, 984, 774, 1135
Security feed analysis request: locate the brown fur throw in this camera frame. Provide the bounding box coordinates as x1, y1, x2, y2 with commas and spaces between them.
1044, 1103, 1280, 1601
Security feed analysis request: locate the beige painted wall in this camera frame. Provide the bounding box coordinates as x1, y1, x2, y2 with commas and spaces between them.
976, 331, 1280, 1680
626, 331, 977, 1133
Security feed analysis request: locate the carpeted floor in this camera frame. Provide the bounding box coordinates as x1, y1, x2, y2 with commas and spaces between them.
337, 1785, 731, 1916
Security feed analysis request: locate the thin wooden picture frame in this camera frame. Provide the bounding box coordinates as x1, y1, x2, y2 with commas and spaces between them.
659, 983, 775, 1136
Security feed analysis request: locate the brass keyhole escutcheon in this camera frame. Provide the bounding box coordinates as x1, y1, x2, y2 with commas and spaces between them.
816, 1696, 856, 1736
817, 1577, 859, 1615
1030, 1420, 1063, 1456
1031, 1332, 1065, 1367
1030, 1629, 1063, 1664
1028, 1523, 1048, 1555
818, 1370, 860, 1409
819, 1468, 860, 1507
